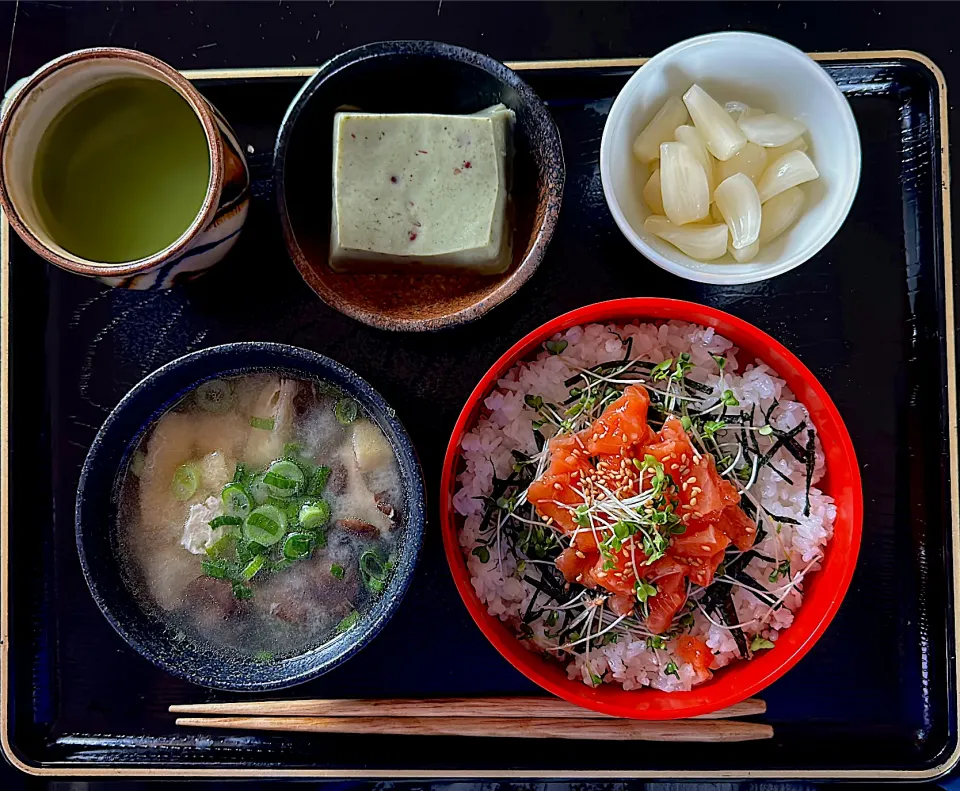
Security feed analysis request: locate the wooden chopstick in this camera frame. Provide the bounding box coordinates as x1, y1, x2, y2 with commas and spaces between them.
174, 714, 772, 742
170, 695, 766, 720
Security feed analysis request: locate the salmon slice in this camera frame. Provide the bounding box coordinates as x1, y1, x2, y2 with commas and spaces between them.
715, 504, 758, 551
586, 539, 642, 595
670, 524, 731, 587
677, 635, 714, 680
579, 384, 656, 455
644, 569, 687, 635
528, 436, 595, 534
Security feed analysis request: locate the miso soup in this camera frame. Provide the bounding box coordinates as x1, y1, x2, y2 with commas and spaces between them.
117, 374, 402, 659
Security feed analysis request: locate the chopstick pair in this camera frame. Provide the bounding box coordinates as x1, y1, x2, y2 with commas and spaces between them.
171, 696, 772, 742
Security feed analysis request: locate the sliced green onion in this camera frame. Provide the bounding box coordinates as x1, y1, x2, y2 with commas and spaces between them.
171, 463, 200, 502
250, 416, 276, 431
209, 515, 243, 530
313, 529, 328, 549
283, 442, 302, 460
299, 499, 331, 530
334, 398, 358, 425
221, 483, 252, 518
283, 532, 313, 560
242, 505, 287, 546
205, 532, 236, 559
235, 539, 265, 565
231, 581, 253, 600
330, 563, 345, 580
201, 558, 230, 580
248, 474, 271, 505
195, 379, 233, 413
307, 466, 331, 496
267, 495, 301, 521
359, 549, 389, 593
232, 463, 247, 483
337, 610, 359, 632
750, 635, 776, 651
263, 460, 304, 497
240, 554, 267, 581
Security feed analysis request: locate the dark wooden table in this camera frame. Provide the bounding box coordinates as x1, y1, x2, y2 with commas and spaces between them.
0, 1, 957, 787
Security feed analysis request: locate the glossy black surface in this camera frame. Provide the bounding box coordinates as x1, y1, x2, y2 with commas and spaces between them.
4, 59, 954, 775
75, 343, 427, 691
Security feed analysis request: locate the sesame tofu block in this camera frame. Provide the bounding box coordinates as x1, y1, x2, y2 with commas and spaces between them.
330, 104, 514, 274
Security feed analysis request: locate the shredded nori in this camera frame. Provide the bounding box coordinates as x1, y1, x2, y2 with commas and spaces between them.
764, 398, 780, 424
720, 591, 750, 658
769, 421, 809, 462
761, 505, 802, 525
803, 429, 816, 517
478, 473, 519, 533
755, 422, 805, 485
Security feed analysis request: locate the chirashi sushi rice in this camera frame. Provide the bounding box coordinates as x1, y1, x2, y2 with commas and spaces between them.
454, 320, 836, 692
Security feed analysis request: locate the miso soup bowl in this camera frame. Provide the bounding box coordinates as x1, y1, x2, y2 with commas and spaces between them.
76, 343, 426, 690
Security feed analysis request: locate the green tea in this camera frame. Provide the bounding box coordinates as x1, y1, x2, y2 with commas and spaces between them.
33, 78, 210, 263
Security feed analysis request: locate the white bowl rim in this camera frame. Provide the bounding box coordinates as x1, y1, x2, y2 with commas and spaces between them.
599, 30, 863, 285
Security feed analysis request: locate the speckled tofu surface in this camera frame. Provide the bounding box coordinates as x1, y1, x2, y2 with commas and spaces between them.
330, 105, 513, 274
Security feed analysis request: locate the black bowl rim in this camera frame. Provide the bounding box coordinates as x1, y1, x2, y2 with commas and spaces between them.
75, 342, 427, 691
273, 38, 565, 332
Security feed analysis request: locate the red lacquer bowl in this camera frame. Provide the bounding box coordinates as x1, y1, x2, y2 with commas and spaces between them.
439, 298, 862, 719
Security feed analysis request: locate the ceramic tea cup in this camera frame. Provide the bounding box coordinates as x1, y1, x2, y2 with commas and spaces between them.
0, 47, 250, 289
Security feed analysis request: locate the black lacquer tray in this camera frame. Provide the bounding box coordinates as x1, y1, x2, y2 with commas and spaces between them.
1, 52, 956, 779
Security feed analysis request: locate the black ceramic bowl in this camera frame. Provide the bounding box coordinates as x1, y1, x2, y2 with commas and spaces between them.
274, 40, 564, 332
76, 343, 426, 691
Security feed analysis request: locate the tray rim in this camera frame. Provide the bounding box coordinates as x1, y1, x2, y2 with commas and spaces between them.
0, 48, 955, 780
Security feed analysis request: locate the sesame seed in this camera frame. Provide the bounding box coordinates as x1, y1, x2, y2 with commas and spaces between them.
575, 550, 586, 559
554, 483, 563, 491
701, 544, 711, 552
690, 496, 698, 506
691, 486, 701, 495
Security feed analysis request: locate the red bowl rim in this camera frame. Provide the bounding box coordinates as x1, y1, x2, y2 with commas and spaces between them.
439, 298, 863, 719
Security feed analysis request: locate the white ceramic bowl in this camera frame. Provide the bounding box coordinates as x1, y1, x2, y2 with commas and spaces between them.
600, 32, 861, 285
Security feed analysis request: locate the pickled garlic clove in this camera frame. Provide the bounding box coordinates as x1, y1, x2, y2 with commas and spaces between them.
642, 168, 664, 215
682, 84, 747, 161
724, 101, 752, 122
714, 173, 762, 249
645, 215, 729, 260
738, 112, 807, 147
759, 186, 805, 244
659, 141, 710, 225
632, 96, 689, 163
674, 124, 716, 196
729, 238, 760, 263
715, 142, 768, 185
767, 136, 809, 160
757, 150, 819, 203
